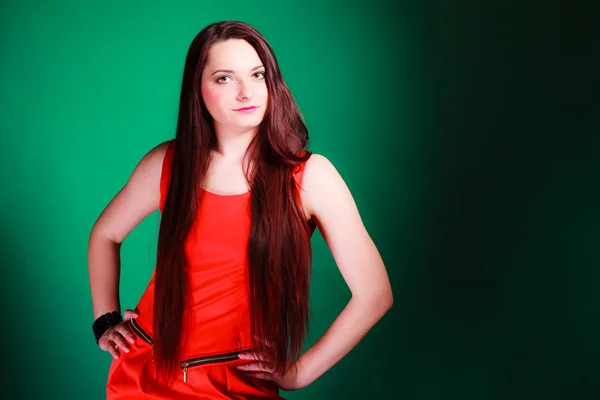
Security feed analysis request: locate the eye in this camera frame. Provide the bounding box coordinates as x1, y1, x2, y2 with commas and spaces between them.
216, 75, 232, 83
253, 71, 265, 79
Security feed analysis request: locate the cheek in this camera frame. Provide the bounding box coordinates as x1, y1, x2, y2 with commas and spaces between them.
258, 84, 269, 99
201, 83, 227, 113
202, 87, 218, 105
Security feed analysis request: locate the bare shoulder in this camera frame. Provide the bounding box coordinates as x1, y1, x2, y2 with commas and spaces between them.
301, 153, 356, 222
91, 140, 171, 243
131, 140, 171, 179
122, 139, 171, 191
303, 153, 338, 189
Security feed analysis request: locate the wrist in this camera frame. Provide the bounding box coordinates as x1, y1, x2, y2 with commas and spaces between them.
92, 311, 123, 344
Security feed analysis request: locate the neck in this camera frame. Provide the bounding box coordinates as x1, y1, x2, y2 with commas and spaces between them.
212, 123, 258, 161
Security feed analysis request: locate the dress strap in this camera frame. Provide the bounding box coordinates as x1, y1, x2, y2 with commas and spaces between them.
292, 151, 316, 234
159, 139, 175, 213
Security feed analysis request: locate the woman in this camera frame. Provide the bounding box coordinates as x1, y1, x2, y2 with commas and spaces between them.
88, 21, 393, 399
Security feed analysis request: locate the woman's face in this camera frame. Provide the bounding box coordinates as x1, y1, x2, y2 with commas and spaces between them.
201, 39, 268, 131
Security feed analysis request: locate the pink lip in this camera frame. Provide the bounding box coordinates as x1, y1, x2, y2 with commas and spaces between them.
234, 106, 258, 112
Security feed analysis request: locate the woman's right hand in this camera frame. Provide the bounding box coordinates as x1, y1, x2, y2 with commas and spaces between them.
98, 309, 139, 359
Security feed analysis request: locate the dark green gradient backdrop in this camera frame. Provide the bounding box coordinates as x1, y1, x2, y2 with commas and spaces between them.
1, 1, 597, 399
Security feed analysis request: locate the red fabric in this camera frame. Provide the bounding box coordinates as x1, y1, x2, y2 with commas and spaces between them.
106, 140, 311, 399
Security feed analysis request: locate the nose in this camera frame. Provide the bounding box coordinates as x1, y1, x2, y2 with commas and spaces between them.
236, 81, 254, 101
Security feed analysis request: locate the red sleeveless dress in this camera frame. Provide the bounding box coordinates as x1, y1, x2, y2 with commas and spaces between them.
106, 140, 315, 399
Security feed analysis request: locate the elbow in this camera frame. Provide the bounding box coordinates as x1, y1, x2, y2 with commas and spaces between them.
354, 287, 393, 315
377, 287, 394, 315
383, 289, 394, 311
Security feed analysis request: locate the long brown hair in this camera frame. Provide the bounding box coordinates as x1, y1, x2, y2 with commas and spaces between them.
154, 21, 313, 385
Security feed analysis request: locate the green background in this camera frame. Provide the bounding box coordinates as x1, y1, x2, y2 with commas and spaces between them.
1, 0, 597, 399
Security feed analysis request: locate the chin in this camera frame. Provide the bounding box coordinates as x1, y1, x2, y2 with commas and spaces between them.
232, 121, 263, 130
236, 116, 264, 125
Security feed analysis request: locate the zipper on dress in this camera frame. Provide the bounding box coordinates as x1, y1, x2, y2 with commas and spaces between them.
129, 319, 153, 344
129, 319, 154, 360
129, 318, 250, 383
180, 350, 247, 383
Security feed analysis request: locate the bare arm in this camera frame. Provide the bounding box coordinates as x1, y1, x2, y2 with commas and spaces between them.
298, 154, 393, 386
236, 153, 393, 389
87, 141, 169, 319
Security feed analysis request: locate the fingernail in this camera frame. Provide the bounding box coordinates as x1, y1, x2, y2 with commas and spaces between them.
113, 354, 119, 359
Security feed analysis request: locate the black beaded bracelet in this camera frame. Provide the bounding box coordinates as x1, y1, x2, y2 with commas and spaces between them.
93, 311, 123, 344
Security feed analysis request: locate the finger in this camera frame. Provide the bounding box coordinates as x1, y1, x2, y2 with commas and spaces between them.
98, 331, 115, 350
107, 341, 120, 359
244, 372, 273, 381
116, 323, 136, 345
238, 352, 269, 362
109, 330, 131, 353
237, 362, 274, 373
124, 309, 139, 321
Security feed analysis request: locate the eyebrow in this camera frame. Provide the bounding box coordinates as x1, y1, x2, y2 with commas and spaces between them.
211, 65, 264, 76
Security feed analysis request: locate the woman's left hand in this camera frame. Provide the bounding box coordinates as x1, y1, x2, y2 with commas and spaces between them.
236, 352, 308, 391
